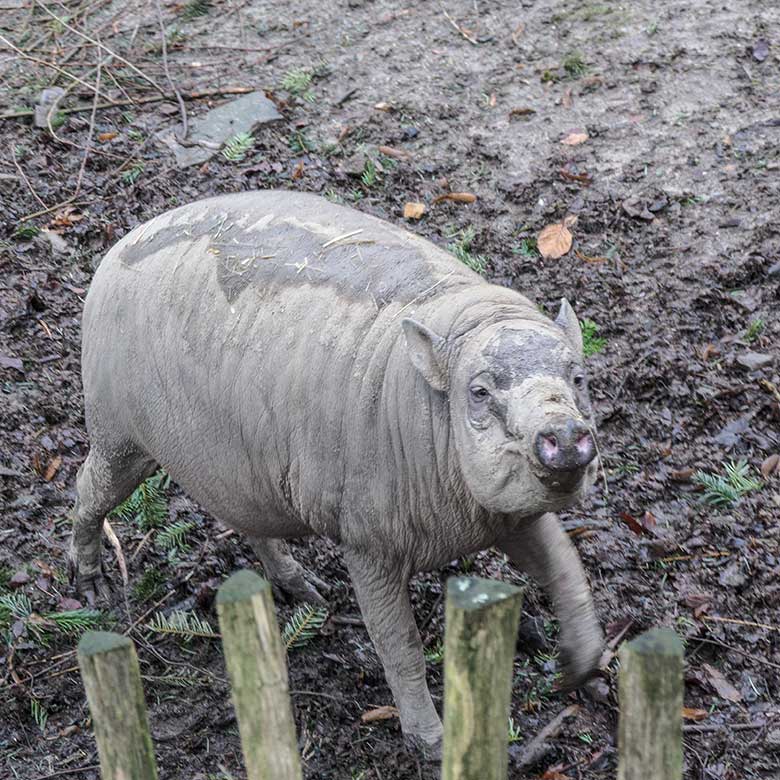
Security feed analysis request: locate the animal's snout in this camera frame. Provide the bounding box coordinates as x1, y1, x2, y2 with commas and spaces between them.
534, 418, 595, 473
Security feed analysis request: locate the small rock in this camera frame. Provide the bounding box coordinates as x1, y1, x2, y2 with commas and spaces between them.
34, 87, 65, 128
752, 39, 770, 63
737, 352, 773, 371
719, 561, 746, 588
768, 260, 780, 277
9, 570, 30, 588
402, 126, 419, 140
766, 729, 780, 753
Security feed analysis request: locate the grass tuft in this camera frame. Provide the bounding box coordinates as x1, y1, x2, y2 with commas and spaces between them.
580, 319, 606, 357
448, 226, 488, 275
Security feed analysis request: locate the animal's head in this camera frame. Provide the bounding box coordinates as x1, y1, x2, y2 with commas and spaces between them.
402, 300, 598, 515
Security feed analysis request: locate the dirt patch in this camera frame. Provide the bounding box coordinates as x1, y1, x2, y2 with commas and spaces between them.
1, 1, 779, 778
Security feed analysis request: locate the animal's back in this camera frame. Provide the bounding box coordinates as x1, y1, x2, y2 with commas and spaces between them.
79, 191, 486, 536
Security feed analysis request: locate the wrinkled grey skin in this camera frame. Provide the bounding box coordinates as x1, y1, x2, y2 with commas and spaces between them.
69, 190, 603, 753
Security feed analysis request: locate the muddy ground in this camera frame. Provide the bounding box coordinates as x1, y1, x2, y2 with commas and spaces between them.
1, 0, 779, 778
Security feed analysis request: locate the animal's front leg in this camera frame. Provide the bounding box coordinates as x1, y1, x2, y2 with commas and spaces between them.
497, 512, 603, 688
343, 548, 442, 755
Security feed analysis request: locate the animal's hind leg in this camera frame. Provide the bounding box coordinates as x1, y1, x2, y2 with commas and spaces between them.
68, 445, 154, 604
248, 537, 329, 606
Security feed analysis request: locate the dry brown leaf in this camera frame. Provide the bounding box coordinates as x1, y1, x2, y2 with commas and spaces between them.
682, 707, 709, 721
561, 130, 588, 146
378, 145, 411, 161
432, 192, 477, 205
574, 250, 606, 263
43, 455, 62, 482
701, 663, 742, 703
291, 161, 304, 180
49, 207, 84, 229
97, 132, 117, 142
670, 467, 695, 481
403, 202, 425, 220
761, 453, 780, 479
537, 220, 573, 259
361, 705, 399, 723
509, 106, 536, 118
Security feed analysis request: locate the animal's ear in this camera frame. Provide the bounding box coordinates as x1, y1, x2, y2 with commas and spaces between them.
401, 319, 448, 392
555, 298, 584, 358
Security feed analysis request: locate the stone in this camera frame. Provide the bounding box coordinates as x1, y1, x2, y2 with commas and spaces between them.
156, 91, 281, 168
736, 352, 773, 371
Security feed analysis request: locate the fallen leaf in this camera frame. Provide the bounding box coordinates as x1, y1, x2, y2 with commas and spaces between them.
682, 707, 709, 721
761, 453, 780, 479
0, 355, 24, 372
378, 145, 411, 161
337, 125, 351, 143
622, 196, 654, 220
374, 101, 393, 112
34, 559, 57, 577
43, 455, 62, 482
574, 250, 606, 263
97, 131, 117, 142
432, 192, 477, 204
700, 343, 720, 361
670, 467, 694, 481
488, 92, 497, 107
49, 207, 84, 229
509, 107, 536, 118
361, 705, 399, 722
561, 130, 588, 146
403, 202, 426, 220
541, 768, 570, 780
561, 167, 592, 184
291, 160, 304, 180
702, 663, 743, 703
537, 219, 573, 259
619, 511, 646, 537
641, 511, 657, 533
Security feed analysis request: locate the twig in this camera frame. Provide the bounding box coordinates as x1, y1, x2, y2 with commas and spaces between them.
73, 40, 102, 197
441, 6, 479, 45
702, 615, 780, 632
11, 146, 46, 209
154, 0, 188, 142
20, 197, 96, 223
392, 271, 456, 319
690, 636, 780, 671
322, 229, 363, 248
33, 0, 167, 96
29, 765, 101, 780
0, 86, 255, 121
684, 722, 766, 734
0, 34, 114, 103
513, 704, 580, 770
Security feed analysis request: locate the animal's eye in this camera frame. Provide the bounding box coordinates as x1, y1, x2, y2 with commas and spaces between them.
470, 386, 490, 402
573, 375, 585, 388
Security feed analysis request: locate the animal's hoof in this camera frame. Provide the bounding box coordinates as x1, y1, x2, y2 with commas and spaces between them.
274, 569, 329, 606
559, 640, 603, 691
403, 731, 443, 762
76, 571, 114, 606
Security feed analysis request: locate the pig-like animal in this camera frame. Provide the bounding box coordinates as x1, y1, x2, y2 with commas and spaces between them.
69, 190, 603, 751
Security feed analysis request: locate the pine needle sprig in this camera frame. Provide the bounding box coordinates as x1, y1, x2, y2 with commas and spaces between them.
281, 604, 328, 650
693, 459, 762, 507
180, 0, 211, 20
111, 471, 169, 530
155, 519, 196, 554
221, 132, 255, 163
146, 610, 219, 642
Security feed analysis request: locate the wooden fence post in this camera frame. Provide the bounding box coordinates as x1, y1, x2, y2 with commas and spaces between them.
441, 576, 524, 780
77, 631, 158, 780
618, 628, 683, 780
216, 570, 302, 780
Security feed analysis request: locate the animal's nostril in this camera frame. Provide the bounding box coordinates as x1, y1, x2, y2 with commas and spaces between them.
577, 433, 593, 453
